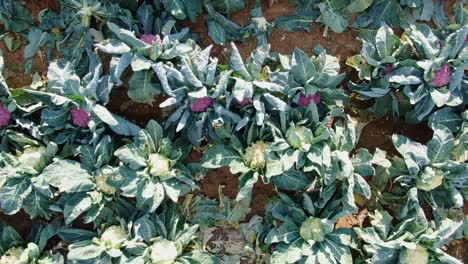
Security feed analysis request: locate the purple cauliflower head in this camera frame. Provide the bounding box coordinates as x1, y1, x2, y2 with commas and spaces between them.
431, 64, 451, 88
191, 97, 213, 112
237, 98, 252, 106
383, 64, 394, 75
140, 34, 162, 46
298, 93, 321, 107
71, 106, 91, 128
0, 102, 11, 127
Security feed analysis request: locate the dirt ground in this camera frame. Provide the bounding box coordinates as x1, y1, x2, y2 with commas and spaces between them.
0, 0, 465, 262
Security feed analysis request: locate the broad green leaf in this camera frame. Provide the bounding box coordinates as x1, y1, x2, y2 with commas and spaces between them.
347, 0, 373, 13
128, 70, 161, 105
162, 0, 186, 20
42, 160, 95, 193
133, 214, 156, 243
427, 125, 454, 164
95, 41, 131, 55
136, 3, 154, 33
41, 108, 69, 128
47, 61, 82, 96
291, 48, 315, 84
0, 0, 33, 32
63, 193, 93, 225
408, 24, 440, 59
317, 3, 348, 33
271, 169, 309, 190
201, 145, 243, 169
274, 13, 315, 32
230, 43, 251, 80
375, 24, 397, 59
211, 0, 246, 16
0, 177, 32, 214
352, 149, 374, 176
355, 0, 401, 29
107, 22, 148, 49
24, 28, 52, 58
207, 19, 227, 45
68, 243, 104, 261
265, 221, 300, 244
392, 134, 430, 174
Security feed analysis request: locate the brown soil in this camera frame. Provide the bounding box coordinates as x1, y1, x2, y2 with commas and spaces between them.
0, 210, 34, 239
106, 87, 174, 127
443, 239, 468, 264
200, 167, 240, 200
245, 181, 276, 219
26, 0, 61, 22
356, 117, 433, 157
198, 166, 276, 220
1, 41, 50, 88
184, 0, 361, 73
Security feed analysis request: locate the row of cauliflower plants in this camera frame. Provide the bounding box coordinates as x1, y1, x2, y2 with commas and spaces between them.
0, 0, 467, 263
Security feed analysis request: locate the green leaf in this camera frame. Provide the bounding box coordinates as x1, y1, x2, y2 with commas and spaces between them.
41, 108, 69, 128
136, 3, 154, 33
274, 13, 315, 32
133, 214, 156, 243
162, 0, 186, 20
24, 28, 52, 59
408, 24, 440, 59
352, 149, 374, 176
184, 0, 203, 22
291, 48, 315, 84
346, 54, 372, 80
95, 41, 131, 55
207, 19, 227, 45
453, 133, 467, 162
210, 0, 246, 16
47, 61, 82, 96
63, 193, 93, 225
375, 24, 397, 59
346, 0, 373, 13
323, 239, 353, 264
68, 242, 104, 261
271, 170, 309, 190
392, 134, 430, 175
0, 177, 32, 214
265, 221, 300, 244
128, 70, 161, 105
106, 114, 141, 137
0, 0, 33, 32
107, 22, 148, 49
201, 145, 243, 169
42, 160, 95, 193
427, 125, 454, 164
91, 104, 117, 126
180, 57, 203, 87
230, 43, 251, 80
317, 3, 348, 33
355, 0, 401, 29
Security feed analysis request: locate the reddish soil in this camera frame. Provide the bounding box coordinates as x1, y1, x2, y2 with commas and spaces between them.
0, 210, 34, 238
200, 167, 241, 200
356, 117, 433, 157
198, 166, 276, 221
106, 88, 174, 126
1, 41, 50, 88
26, 0, 61, 22
443, 239, 468, 264
184, 0, 361, 73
